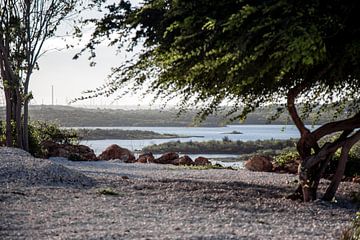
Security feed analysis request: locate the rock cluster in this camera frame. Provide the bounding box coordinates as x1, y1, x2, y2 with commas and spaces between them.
42, 141, 97, 161
41, 140, 212, 167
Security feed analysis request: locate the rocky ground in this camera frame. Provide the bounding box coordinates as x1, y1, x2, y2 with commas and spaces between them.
0, 147, 359, 240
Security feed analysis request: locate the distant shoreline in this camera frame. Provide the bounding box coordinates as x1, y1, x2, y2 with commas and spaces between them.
0, 104, 334, 127
76, 128, 203, 140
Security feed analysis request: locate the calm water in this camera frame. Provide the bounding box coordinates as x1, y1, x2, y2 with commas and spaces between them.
81, 125, 318, 156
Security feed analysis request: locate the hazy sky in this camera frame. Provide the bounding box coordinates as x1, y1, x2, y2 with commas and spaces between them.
30, 0, 154, 108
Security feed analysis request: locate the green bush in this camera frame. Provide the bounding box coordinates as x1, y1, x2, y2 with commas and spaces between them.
341, 212, 360, 240
0, 120, 79, 158
274, 150, 300, 167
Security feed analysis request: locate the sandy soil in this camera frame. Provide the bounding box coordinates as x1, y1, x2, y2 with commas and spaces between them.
0, 147, 358, 240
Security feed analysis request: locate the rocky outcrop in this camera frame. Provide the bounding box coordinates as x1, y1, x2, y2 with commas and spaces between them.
98, 144, 135, 161
137, 152, 155, 163
244, 155, 273, 172
155, 152, 179, 164
42, 140, 97, 161
172, 155, 194, 165
194, 157, 211, 166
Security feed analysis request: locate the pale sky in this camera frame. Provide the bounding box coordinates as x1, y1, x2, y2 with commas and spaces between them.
30, 0, 154, 108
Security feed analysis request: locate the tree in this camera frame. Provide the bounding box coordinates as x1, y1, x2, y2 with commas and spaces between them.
81, 0, 360, 201
0, 0, 78, 151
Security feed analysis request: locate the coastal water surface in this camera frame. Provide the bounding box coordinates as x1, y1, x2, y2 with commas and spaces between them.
81, 125, 318, 156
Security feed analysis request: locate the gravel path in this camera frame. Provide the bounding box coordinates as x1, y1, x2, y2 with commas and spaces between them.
0, 147, 358, 240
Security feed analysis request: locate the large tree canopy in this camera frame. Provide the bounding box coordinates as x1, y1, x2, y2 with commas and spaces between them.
82, 0, 360, 201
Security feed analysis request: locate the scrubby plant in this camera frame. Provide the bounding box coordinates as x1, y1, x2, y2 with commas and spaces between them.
341, 212, 360, 240
0, 120, 79, 157
274, 150, 300, 167
183, 164, 237, 171
27, 121, 79, 157
97, 188, 120, 196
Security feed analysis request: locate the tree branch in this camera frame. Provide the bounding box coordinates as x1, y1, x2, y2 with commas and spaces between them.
310, 112, 360, 141
287, 81, 310, 137
304, 129, 357, 169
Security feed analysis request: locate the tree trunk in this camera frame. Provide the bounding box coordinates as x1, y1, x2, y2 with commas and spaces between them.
286, 79, 360, 202
14, 88, 23, 149
22, 99, 29, 151
322, 130, 360, 201
4, 88, 12, 147
322, 147, 349, 201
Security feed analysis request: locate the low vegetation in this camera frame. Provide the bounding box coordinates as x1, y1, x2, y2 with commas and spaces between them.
0, 105, 340, 127
97, 188, 121, 196
341, 212, 360, 240
182, 164, 237, 171
77, 128, 179, 140
142, 138, 298, 155
0, 120, 79, 157
274, 151, 300, 167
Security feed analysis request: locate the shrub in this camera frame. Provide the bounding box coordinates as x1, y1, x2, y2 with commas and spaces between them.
341, 212, 360, 240
0, 120, 79, 158
274, 150, 300, 167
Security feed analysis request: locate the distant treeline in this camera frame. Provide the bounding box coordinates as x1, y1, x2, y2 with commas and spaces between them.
142, 138, 298, 155
0, 105, 341, 127
77, 128, 179, 140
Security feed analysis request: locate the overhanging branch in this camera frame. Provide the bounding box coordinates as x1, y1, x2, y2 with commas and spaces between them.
310, 112, 360, 141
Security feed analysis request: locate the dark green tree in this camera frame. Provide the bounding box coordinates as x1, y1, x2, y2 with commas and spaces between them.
0, 0, 79, 151
80, 0, 360, 201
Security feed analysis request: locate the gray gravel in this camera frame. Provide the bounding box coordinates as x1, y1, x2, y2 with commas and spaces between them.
0, 147, 358, 240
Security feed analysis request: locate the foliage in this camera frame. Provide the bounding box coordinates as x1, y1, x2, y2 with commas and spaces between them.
97, 188, 120, 196
274, 150, 300, 167
80, 0, 360, 201
0, 0, 80, 150
183, 164, 237, 171
341, 212, 360, 240
143, 138, 297, 154
0, 105, 343, 127
77, 128, 178, 140
0, 120, 79, 157
80, 0, 359, 120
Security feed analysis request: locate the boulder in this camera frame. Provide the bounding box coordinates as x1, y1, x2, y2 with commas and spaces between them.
98, 144, 135, 161
136, 152, 155, 163
42, 140, 97, 161
172, 155, 194, 165
194, 156, 211, 166
155, 152, 179, 164
244, 155, 273, 172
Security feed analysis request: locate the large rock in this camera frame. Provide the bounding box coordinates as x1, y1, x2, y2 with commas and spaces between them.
244, 155, 273, 172
98, 144, 135, 161
42, 140, 97, 161
155, 152, 179, 164
172, 155, 194, 165
136, 152, 155, 163
194, 156, 211, 166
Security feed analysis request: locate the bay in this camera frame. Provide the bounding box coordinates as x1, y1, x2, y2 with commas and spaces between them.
81, 125, 318, 156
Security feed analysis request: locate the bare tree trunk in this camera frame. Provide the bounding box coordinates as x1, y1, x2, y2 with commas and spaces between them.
323, 130, 360, 201
323, 148, 349, 201
15, 88, 22, 148
4, 88, 12, 147
22, 98, 29, 151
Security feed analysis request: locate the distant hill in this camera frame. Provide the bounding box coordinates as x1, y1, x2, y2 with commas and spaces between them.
0, 105, 338, 127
